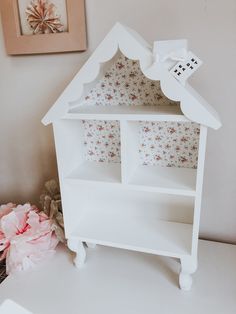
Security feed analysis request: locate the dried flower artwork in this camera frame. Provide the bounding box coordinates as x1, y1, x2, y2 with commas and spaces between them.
25, 0, 64, 34
40, 179, 65, 243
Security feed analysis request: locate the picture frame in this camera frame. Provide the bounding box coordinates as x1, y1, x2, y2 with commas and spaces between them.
0, 0, 86, 55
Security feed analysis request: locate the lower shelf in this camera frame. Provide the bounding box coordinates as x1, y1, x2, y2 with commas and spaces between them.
71, 212, 193, 259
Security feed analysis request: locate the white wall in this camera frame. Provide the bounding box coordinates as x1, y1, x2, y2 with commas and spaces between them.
0, 0, 235, 243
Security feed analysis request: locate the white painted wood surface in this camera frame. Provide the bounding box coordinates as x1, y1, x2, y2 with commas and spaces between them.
0, 241, 235, 314
66, 105, 188, 122
0, 300, 32, 314
191, 126, 208, 259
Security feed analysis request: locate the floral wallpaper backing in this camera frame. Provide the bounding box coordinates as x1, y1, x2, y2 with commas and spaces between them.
83, 120, 121, 163
81, 53, 200, 169
82, 53, 178, 107
139, 121, 200, 168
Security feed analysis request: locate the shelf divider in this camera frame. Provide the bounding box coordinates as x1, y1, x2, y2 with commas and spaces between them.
120, 120, 140, 183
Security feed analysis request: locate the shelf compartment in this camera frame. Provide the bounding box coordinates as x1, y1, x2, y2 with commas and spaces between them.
67, 187, 194, 258
66, 105, 188, 122
58, 118, 122, 184
128, 164, 197, 196
71, 211, 192, 258
66, 161, 121, 183
120, 120, 199, 195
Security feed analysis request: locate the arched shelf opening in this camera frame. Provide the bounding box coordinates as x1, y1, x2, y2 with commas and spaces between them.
68, 50, 181, 115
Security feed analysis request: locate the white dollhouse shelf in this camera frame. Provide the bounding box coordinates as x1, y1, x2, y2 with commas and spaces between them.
42, 23, 221, 291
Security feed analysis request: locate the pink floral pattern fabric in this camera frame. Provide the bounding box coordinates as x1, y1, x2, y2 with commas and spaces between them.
82, 53, 178, 107
82, 120, 199, 168
83, 120, 121, 163
139, 121, 200, 168
79, 53, 199, 168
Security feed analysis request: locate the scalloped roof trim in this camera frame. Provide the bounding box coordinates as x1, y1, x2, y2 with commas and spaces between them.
42, 22, 221, 130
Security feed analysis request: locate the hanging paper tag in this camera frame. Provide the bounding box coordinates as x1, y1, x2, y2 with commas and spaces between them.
169, 51, 202, 84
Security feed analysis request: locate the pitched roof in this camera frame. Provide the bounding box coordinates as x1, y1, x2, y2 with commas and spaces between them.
42, 23, 221, 129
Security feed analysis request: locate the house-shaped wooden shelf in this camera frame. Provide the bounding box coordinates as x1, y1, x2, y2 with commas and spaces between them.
42, 23, 221, 290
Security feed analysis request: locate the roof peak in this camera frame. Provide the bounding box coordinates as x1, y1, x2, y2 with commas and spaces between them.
42, 23, 221, 129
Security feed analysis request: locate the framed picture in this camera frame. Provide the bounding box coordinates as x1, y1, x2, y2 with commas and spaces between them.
0, 0, 86, 55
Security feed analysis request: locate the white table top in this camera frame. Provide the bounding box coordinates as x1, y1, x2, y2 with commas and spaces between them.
0, 300, 32, 314
0, 240, 235, 314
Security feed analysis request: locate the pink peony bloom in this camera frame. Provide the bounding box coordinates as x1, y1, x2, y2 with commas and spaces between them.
0, 203, 58, 274
0, 203, 15, 219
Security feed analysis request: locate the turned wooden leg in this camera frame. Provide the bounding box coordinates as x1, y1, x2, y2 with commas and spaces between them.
86, 242, 96, 248
67, 238, 86, 268
179, 257, 197, 291
74, 241, 86, 267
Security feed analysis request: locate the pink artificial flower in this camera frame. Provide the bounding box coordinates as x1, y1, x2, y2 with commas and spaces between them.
0, 202, 16, 261
0, 203, 58, 274
0, 203, 15, 219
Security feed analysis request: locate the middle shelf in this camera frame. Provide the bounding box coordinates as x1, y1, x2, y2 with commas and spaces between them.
66, 104, 188, 122
60, 117, 199, 197
66, 161, 196, 196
